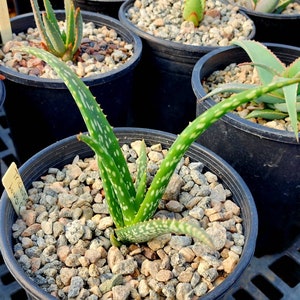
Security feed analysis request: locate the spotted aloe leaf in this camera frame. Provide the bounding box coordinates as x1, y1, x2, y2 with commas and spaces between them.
115, 219, 215, 249
134, 141, 148, 208
17, 46, 300, 247
183, 0, 206, 26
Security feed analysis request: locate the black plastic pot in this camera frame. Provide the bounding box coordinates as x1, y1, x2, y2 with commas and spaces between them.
0, 127, 258, 299
74, 0, 125, 19
0, 80, 5, 109
12, 0, 64, 14
0, 10, 142, 164
192, 43, 300, 256
227, 0, 300, 46
118, 0, 256, 134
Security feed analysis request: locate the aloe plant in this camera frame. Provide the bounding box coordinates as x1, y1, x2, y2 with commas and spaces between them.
30, 0, 83, 61
201, 40, 300, 141
243, 0, 294, 13
16, 45, 300, 248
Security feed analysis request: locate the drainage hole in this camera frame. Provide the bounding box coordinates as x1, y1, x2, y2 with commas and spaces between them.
269, 255, 300, 288
1, 271, 17, 285
232, 289, 255, 300
251, 275, 283, 300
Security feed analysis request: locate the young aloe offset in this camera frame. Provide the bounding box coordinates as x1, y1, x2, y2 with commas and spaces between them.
16, 46, 300, 248
183, 0, 206, 26
202, 40, 300, 141
30, 0, 83, 61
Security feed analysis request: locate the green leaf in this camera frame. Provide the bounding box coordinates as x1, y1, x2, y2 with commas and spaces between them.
72, 8, 83, 55
183, 0, 206, 26
134, 140, 147, 208
65, 0, 76, 49
272, 101, 300, 113
254, 0, 280, 12
115, 218, 215, 249
232, 40, 286, 85
42, 12, 66, 56
282, 82, 299, 139
246, 109, 288, 120
43, 0, 61, 34
273, 0, 294, 13
200, 82, 287, 104
79, 132, 138, 226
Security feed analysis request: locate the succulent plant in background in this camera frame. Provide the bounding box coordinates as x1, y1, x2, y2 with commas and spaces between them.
30, 0, 83, 61
237, 0, 295, 13
15, 45, 300, 248
201, 40, 300, 141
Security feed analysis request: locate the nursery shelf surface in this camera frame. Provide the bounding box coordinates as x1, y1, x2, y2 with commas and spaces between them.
0, 106, 299, 299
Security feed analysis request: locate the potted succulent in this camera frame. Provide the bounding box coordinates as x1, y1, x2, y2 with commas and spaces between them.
192, 40, 300, 255
225, 0, 300, 46
0, 0, 142, 164
0, 41, 299, 298
118, 0, 256, 134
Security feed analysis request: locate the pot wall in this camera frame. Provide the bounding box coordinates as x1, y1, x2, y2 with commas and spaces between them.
0, 11, 142, 164
12, 0, 64, 15
74, 0, 125, 19
0, 128, 258, 299
192, 43, 300, 255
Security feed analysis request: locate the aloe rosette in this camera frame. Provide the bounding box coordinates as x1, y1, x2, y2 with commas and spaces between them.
202, 40, 300, 140
30, 0, 83, 61
16, 46, 300, 248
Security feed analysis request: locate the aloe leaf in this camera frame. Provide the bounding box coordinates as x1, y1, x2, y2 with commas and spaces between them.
183, 0, 206, 26
282, 83, 299, 140
254, 0, 280, 12
30, 0, 50, 47
71, 8, 83, 55
201, 82, 290, 104
134, 140, 147, 207
246, 109, 288, 120
42, 13, 66, 56
65, 0, 76, 49
232, 40, 286, 85
201, 83, 257, 101
283, 58, 300, 94
76, 126, 138, 225
115, 219, 215, 249
272, 101, 300, 112
43, 0, 61, 34
273, 0, 294, 13
97, 159, 124, 228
